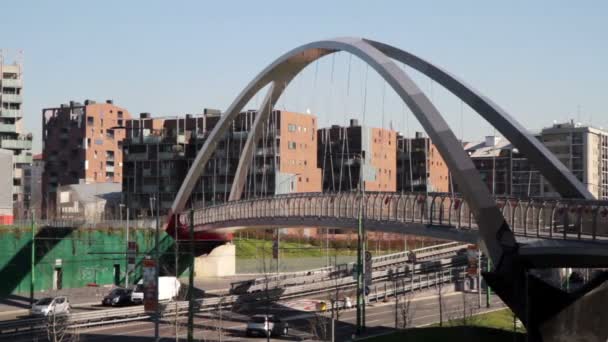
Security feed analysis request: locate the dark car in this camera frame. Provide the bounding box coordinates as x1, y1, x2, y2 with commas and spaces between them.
102, 288, 133, 306
246, 314, 289, 337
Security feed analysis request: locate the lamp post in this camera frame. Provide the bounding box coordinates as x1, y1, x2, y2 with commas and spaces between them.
355, 153, 366, 335
150, 195, 160, 341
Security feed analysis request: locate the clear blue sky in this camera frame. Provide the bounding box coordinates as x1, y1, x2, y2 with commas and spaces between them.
2, 0, 606, 152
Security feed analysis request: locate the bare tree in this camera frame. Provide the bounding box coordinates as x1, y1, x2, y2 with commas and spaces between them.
436, 272, 446, 327
459, 291, 479, 327
45, 312, 79, 342
309, 312, 329, 341
397, 291, 414, 329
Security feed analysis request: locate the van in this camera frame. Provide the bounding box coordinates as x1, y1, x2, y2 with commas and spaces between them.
131, 276, 181, 304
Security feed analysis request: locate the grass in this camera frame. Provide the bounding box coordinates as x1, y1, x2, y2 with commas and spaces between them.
235, 238, 358, 259
367, 309, 526, 342
364, 326, 525, 342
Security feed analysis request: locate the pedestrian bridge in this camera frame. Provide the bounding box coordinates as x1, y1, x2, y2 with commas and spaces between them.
178, 192, 608, 268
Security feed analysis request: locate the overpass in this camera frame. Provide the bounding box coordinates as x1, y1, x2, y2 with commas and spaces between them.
165, 37, 608, 341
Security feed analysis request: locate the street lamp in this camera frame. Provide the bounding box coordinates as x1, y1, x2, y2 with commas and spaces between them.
149, 195, 160, 341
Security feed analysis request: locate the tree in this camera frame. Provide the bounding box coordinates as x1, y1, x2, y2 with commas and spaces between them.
45, 311, 79, 342
436, 271, 446, 327
397, 291, 414, 329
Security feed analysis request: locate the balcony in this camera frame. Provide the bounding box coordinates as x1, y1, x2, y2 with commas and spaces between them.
1, 94, 23, 103
0, 123, 16, 133
1, 139, 32, 150
106, 165, 115, 173
158, 152, 178, 160
142, 135, 162, 144
1, 79, 22, 88
142, 184, 158, 193
126, 152, 148, 161
13, 154, 32, 164
13, 185, 22, 194
0, 109, 21, 118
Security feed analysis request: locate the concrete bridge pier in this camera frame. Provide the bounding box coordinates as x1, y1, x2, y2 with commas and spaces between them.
486, 269, 608, 342
539, 276, 608, 342
193, 243, 236, 277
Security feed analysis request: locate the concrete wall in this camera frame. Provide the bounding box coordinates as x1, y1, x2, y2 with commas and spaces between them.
0, 226, 163, 296
194, 243, 235, 277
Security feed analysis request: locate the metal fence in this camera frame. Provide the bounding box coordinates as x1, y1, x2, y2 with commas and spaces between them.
189, 192, 608, 242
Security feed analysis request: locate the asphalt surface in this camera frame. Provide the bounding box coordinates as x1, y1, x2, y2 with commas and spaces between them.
42, 291, 505, 342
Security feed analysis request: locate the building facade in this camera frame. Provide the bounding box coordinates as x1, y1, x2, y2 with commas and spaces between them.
0, 149, 13, 223
122, 109, 322, 217
42, 100, 131, 217
396, 132, 450, 193
1, 56, 33, 211
317, 119, 397, 192
21, 153, 44, 218
539, 121, 608, 200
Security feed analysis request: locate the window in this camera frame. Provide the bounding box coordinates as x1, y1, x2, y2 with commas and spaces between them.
303, 127, 307, 133
87, 116, 94, 125
288, 141, 296, 150
297, 126, 301, 132
288, 124, 296, 132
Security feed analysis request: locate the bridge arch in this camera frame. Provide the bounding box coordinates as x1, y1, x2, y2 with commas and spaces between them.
169, 37, 588, 268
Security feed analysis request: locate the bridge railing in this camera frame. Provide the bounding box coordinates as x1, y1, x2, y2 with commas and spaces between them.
184, 192, 608, 242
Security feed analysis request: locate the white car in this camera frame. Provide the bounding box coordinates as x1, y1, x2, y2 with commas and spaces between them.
30, 296, 71, 317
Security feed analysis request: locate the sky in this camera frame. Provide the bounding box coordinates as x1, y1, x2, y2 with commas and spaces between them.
1, 0, 607, 153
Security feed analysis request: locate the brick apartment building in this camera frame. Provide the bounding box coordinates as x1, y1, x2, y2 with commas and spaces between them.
122, 109, 322, 222
317, 119, 397, 192
396, 131, 450, 193
42, 100, 131, 217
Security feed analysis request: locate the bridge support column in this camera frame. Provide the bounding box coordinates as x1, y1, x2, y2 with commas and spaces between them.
194, 243, 236, 277
539, 279, 608, 342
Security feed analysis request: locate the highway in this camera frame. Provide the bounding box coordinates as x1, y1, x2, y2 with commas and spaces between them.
51, 291, 505, 341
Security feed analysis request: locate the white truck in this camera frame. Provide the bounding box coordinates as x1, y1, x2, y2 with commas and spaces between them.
131, 276, 181, 304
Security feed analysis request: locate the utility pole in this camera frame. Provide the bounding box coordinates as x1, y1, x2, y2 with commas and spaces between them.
30, 211, 36, 305
356, 151, 366, 335
119, 203, 125, 286
126, 207, 130, 288
152, 195, 160, 341
486, 257, 491, 308
478, 249, 482, 308
356, 190, 363, 335
187, 209, 195, 342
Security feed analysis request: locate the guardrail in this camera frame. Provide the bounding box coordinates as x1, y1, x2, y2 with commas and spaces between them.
231, 242, 467, 293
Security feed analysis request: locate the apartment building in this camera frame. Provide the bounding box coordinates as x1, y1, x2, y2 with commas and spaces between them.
396, 132, 450, 193
42, 100, 131, 217
1, 56, 33, 210
540, 121, 608, 199
464, 136, 514, 196
0, 149, 13, 224
22, 154, 44, 217
317, 119, 397, 192
122, 109, 322, 217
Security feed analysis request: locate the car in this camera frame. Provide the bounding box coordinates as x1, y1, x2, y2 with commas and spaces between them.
30, 296, 71, 317
102, 288, 133, 306
245, 314, 289, 338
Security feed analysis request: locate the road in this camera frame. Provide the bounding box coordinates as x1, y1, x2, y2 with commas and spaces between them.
48, 291, 504, 341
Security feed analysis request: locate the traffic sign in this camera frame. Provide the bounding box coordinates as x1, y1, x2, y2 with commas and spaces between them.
142, 258, 157, 313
